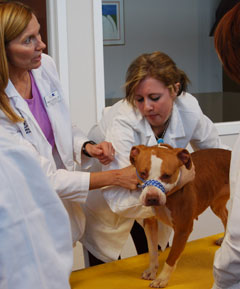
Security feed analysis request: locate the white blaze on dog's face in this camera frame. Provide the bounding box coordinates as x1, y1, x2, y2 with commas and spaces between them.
140, 153, 181, 206
130, 144, 188, 207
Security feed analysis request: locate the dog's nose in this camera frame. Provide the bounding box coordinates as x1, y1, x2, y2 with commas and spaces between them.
145, 197, 160, 206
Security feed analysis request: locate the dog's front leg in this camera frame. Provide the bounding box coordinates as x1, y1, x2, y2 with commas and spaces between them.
142, 217, 159, 280
151, 224, 193, 288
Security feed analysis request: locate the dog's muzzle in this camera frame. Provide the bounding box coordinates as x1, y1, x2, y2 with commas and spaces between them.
137, 170, 167, 206
141, 179, 166, 193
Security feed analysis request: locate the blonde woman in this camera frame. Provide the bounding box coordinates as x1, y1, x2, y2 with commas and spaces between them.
0, 1, 138, 248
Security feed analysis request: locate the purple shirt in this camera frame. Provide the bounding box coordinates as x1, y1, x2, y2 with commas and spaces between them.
25, 72, 55, 147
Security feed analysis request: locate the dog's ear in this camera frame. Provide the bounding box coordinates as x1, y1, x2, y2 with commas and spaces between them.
176, 149, 192, 169
130, 146, 140, 165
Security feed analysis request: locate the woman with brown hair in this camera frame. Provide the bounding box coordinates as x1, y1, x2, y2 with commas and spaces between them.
212, 3, 240, 289
83, 51, 226, 265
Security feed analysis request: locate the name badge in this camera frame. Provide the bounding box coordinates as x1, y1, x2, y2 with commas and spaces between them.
44, 90, 60, 106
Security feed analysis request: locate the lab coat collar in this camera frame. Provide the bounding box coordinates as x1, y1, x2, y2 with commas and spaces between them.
31, 65, 53, 101
132, 106, 153, 137
135, 101, 186, 147
132, 107, 156, 146
5, 80, 30, 112
168, 102, 186, 139
5, 80, 19, 98
5, 78, 47, 145
5, 63, 52, 104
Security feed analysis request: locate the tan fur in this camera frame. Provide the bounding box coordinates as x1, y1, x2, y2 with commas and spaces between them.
130, 145, 231, 287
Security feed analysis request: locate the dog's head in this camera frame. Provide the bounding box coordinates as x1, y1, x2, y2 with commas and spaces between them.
130, 144, 192, 206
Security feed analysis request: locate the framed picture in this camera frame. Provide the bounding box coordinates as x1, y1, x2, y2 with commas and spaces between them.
102, 0, 124, 45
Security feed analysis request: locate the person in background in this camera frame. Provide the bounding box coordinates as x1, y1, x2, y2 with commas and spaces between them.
0, 0, 138, 248
212, 3, 240, 288
209, 0, 240, 36
0, 126, 73, 289
82, 51, 227, 265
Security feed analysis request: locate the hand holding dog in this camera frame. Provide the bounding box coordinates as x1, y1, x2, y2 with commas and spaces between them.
167, 163, 195, 197
116, 165, 139, 190
178, 163, 196, 188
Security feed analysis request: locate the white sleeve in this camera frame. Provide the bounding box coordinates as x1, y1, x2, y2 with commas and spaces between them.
12, 131, 90, 202
102, 117, 155, 218
190, 113, 229, 151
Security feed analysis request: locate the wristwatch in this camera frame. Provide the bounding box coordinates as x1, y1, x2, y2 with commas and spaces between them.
82, 140, 96, 157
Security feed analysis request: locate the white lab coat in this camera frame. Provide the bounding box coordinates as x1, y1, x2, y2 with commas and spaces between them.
0, 54, 92, 243
0, 127, 73, 289
212, 134, 240, 289
81, 94, 225, 262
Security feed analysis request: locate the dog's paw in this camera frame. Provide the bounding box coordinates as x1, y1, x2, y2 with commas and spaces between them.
149, 262, 174, 287
215, 237, 224, 246
142, 268, 157, 280
149, 277, 168, 288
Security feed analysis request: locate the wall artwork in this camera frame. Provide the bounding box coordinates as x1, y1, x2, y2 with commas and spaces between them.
102, 0, 124, 45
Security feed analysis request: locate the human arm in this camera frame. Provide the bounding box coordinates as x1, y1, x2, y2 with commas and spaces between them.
16, 133, 137, 197
82, 140, 115, 165
173, 92, 230, 151
72, 125, 115, 166
89, 165, 138, 190
167, 163, 195, 196
190, 113, 230, 151
99, 115, 156, 219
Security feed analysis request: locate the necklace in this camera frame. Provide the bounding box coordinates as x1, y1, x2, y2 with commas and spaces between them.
155, 116, 171, 145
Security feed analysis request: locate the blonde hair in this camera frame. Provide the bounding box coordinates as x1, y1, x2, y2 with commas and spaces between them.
125, 51, 190, 106
0, 1, 33, 122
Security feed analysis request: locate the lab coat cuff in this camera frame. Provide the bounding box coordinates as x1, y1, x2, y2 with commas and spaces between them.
57, 171, 90, 203
73, 137, 96, 169
73, 138, 88, 164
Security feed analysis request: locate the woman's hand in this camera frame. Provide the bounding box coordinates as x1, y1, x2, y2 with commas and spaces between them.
178, 163, 195, 188
85, 141, 115, 165
89, 165, 139, 190
166, 163, 195, 196
115, 165, 139, 190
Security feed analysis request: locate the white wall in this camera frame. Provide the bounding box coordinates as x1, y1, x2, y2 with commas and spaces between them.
65, 0, 98, 134
104, 0, 221, 101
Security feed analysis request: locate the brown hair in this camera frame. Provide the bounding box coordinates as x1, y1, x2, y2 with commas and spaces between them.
0, 1, 33, 122
214, 2, 240, 84
124, 51, 190, 106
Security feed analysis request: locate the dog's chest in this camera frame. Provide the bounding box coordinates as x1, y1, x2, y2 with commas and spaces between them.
154, 206, 173, 227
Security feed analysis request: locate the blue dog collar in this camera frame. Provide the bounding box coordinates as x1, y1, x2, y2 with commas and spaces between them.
136, 170, 166, 193
142, 179, 166, 193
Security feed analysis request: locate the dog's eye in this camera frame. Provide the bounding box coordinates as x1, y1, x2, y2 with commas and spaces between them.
140, 171, 147, 179
161, 174, 171, 180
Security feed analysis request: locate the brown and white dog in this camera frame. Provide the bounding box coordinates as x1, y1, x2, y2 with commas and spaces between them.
130, 144, 231, 288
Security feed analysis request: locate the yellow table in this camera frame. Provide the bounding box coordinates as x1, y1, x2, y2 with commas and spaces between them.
70, 234, 222, 289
